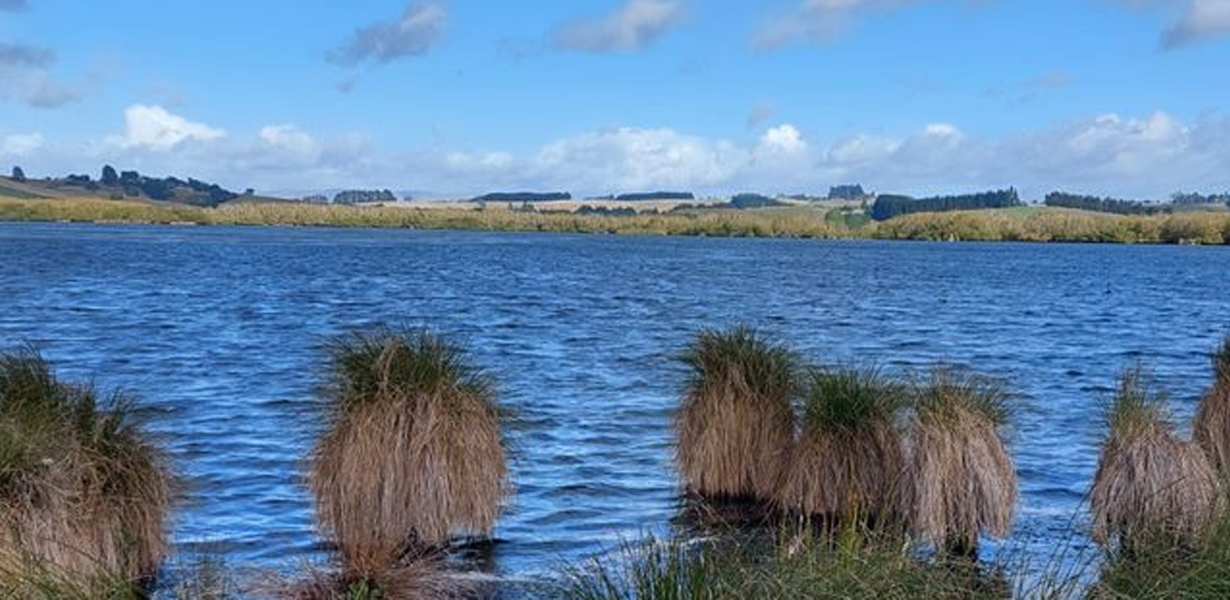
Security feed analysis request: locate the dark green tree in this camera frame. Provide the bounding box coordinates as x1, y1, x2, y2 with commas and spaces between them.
10, 166, 25, 182
101, 165, 118, 186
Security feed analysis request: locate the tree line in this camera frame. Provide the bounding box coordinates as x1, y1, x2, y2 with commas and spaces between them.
870, 188, 1022, 221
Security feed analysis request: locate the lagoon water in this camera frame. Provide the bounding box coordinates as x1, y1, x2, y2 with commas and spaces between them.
1, 222, 1227, 592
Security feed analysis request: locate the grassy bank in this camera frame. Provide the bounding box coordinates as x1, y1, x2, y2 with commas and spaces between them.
4, 196, 1230, 244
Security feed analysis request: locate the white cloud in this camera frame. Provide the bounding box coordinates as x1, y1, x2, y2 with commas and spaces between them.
0, 132, 43, 155
1164, 0, 1230, 47
758, 124, 808, 155
328, 2, 447, 65
553, 0, 686, 53
533, 127, 744, 191
108, 104, 226, 151
259, 124, 319, 158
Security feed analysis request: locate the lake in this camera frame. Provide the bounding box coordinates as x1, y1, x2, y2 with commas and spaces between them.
1, 222, 1226, 593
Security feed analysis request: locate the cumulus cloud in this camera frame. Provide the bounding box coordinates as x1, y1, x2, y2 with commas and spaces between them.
553, 0, 686, 53
259, 124, 320, 158
0, 0, 27, 12
1163, 0, 1230, 48
1, 132, 43, 155
753, 0, 984, 50
0, 42, 54, 67
534, 126, 744, 191
328, 2, 447, 66
107, 105, 226, 151
758, 124, 808, 155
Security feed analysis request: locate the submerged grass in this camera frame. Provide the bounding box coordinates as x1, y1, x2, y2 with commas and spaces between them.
676, 327, 800, 501
907, 368, 1018, 555
0, 346, 171, 597
1091, 367, 1223, 552
310, 328, 508, 585
780, 367, 908, 527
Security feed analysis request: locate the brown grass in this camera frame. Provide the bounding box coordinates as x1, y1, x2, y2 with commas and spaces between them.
1092, 368, 1224, 550
0, 347, 171, 593
780, 368, 908, 527
906, 368, 1018, 554
310, 329, 508, 581
675, 327, 800, 501
1195, 336, 1230, 478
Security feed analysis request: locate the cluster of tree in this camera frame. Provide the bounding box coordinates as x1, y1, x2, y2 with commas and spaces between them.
1172, 192, 1230, 206
828, 184, 866, 200
870, 188, 1022, 221
614, 191, 694, 201
574, 205, 642, 216
10, 166, 26, 182
471, 192, 571, 203
1043, 192, 1169, 216
333, 190, 396, 205
300, 194, 330, 204
730, 193, 784, 209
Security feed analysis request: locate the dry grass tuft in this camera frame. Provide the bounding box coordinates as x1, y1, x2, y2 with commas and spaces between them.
1195, 336, 1230, 478
906, 367, 1018, 554
310, 328, 508, 580
675, 326, 800, 501
780, 367, 908, 527
1092, 367, 1224, 550
0, 346, 171, 594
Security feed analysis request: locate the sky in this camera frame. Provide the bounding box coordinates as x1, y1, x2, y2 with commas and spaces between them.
1, 0, 1229, 200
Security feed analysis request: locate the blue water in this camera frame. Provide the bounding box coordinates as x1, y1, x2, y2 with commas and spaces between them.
0, 222, 1227, 592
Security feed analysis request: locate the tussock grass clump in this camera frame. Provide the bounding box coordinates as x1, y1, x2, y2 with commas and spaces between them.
1091, 368, 1223, 551
0, 347, 171, 596
906, 368, 1018, 555
1194, 336, 1230, 478
311, 328, 508, 581
676, 327, 800, 501
780, 367, 907, 526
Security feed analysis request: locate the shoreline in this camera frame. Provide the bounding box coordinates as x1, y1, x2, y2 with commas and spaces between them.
2, 197, 1228, 246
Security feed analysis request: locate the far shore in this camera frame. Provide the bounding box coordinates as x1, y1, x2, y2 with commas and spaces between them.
2, 196, 1229, 246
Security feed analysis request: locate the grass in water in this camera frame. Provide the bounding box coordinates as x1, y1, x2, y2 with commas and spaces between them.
309, 328, 508, 589
0, 346, 171, 598
676, 326, 800, 501
780, 367, 908, 529
906, 367, 1018, 557
1091, 367, 1223, 552
1194, 335, 1230, 478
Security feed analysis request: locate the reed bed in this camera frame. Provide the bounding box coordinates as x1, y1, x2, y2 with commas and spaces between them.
1091, 368, 1223, 551
5, 196, 1229, 244
309, 328, 507, 589
906, 368, 1018, 556
780, 367, 908, 527
675, 327, 800, 501
0, 347, 171, 598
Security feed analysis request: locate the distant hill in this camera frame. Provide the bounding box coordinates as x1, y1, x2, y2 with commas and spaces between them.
1, 166, 246, 207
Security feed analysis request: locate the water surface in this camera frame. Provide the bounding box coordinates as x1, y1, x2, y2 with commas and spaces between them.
1, 222, 1226, 591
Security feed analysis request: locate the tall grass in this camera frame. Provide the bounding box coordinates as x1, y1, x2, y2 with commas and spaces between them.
5, 196, 1228, 244
1091, 368, 1223, 551
0, 347, 171, 597
1195, 336, 1230, 478
675, 327, 800, 501
906, 368, 1018, 556
780, 367, 907, 528
310, 328, 508, 585
557, 530, 1015, 600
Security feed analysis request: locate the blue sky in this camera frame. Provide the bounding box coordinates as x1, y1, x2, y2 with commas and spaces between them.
1, 0, 1228, 199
